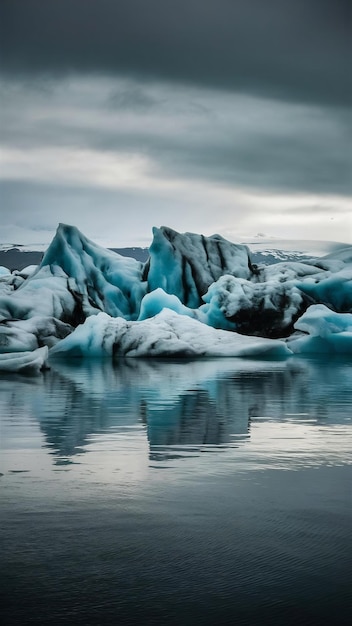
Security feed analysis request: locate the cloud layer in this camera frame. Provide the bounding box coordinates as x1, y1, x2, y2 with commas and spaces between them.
0, 1, 350, 245
1, 0, 350, 106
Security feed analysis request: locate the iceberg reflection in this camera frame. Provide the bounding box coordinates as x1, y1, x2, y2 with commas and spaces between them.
1, 357, 351, 471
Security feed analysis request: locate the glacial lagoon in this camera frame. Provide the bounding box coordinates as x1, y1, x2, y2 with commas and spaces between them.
1, 356, 351, 625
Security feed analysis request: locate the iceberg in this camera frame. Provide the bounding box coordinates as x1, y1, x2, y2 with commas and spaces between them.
0, 224, 146, 325
0, 222, 351, 372
0, 346, 49, 374
14, 264, 39, 279
288, 305, 352, 354
0, 316, 72, 353
50, 309, 291, 359
147, 226, 253, 307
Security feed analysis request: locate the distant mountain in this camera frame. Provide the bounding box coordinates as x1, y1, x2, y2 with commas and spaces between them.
0, 238, 349, 271
109, 247, 149, 263
0, 245, 149, 271
241, 237, 349, 265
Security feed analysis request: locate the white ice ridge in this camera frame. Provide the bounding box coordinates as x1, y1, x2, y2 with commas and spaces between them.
0, 346, 49, 374
0, 223, 351, 372
50, 310, 291, 359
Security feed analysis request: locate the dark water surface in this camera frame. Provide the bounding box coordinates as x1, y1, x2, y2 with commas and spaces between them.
1, 357, 351, 625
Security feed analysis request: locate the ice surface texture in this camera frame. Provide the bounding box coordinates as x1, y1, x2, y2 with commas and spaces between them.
50, 310, 290, 359
0, 223, 351, 371
288, 305, 352, 354
0, 346, 49, 374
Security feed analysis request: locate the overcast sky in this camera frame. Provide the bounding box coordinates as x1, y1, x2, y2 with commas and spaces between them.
0, 0, 351, 247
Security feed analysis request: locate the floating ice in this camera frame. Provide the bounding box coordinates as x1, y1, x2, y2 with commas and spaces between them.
297, 267, 352, 312
0, 224, 146, 324
288, 305, 352, 354
0, 223, 351, 371
0, 346, 49, 374
51, 309, 291, 359
0, 316, 72, 353
147, 226, 253, 307
15, 265, 39, 279
138, 288, 197, 322
0, 265, 77, 322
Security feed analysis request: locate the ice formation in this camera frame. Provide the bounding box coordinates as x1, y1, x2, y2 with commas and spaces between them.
288, 305, 352, 354
0, 223, 351, 372
0, 346, 49, 374
0, 316, 72, 353
50, 309, 290, 359
146, 226, 253, 307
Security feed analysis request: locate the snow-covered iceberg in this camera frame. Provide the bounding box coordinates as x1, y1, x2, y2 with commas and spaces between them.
0, 223, 351, 372
50, 309, 291, 359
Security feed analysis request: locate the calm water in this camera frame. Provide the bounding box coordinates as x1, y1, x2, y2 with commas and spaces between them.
1, 356, 351, 625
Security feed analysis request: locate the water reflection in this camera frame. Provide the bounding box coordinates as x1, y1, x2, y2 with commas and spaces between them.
2, 359, 351, 626
0, 357, 351, 472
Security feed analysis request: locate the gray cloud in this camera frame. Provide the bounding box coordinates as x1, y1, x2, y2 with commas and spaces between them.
0, 2, 350, 246
1, 76, 350, 196
0, 0, 350, 107
0, 178, 225, 247
106, 85, 160, 111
